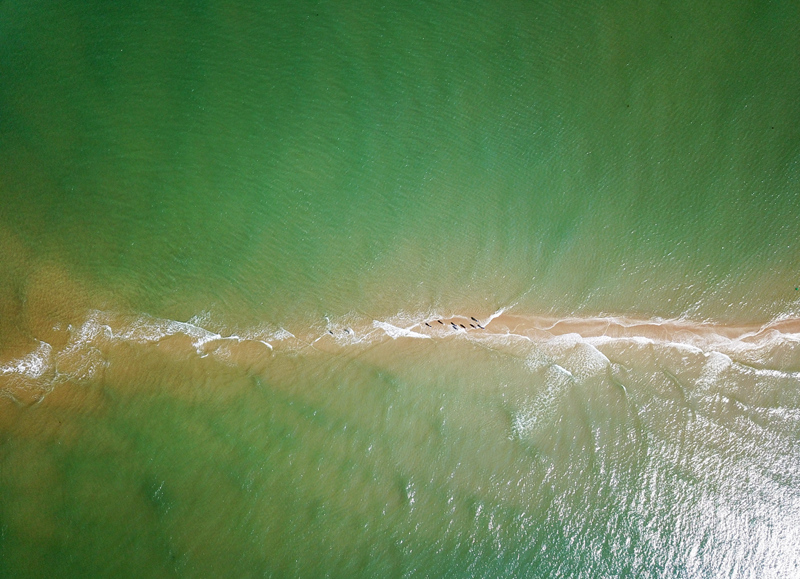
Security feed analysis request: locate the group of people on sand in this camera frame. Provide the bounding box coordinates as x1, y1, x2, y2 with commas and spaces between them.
423, 316, 485, 331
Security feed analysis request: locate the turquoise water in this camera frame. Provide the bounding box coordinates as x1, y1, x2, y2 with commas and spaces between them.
1, 0, 800, 576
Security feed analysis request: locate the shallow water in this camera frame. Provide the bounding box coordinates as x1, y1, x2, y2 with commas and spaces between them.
3, 313, 800, 577
1, 0, 799, 576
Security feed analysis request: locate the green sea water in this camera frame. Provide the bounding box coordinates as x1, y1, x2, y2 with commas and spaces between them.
1, 0, 800, 576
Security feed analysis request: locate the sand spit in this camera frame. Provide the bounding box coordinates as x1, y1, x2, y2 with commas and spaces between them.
1, 306, 799, 405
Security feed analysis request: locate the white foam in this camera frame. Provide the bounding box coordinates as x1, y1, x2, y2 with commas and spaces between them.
212, 335, 273, 350
187, 311, 213, 327
372, 321, 431, 340
3, 307, 800, 402
81, 310, 277, 356
563, 343, 610, 380
110, 315, 222, 353
549, 364, 574, 381
750, 366, 800, 380
484, 306, 510, 327
271, 328, 295, 341
54, 345, 105, 382
524, 350, 551, 372
512, 363, 573, 440
511, 408, 539, 439
0, 340, 52, 379
698, 351, 733, 388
